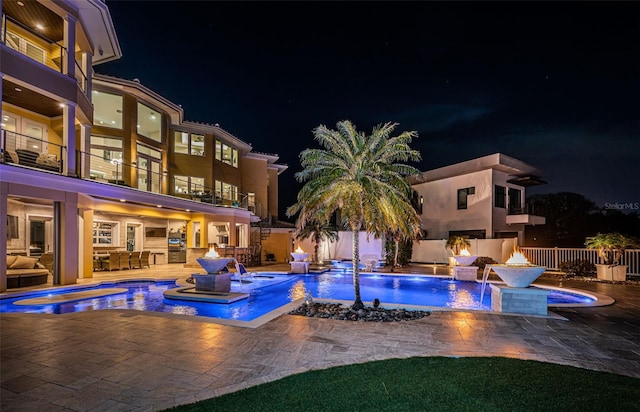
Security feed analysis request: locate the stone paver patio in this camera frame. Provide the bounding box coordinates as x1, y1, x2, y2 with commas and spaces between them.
1, 263, 639, 411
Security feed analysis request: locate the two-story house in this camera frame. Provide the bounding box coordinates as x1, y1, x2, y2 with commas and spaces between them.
410, 153, 546, 244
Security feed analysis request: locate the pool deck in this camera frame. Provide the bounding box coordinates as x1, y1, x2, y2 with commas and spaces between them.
1, 262, 639, 411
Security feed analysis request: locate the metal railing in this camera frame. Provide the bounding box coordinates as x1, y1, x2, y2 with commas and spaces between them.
1, 14, 87, 92
77, 150, 257, 212
520, 247, 640, 275
1, 129, 64, 173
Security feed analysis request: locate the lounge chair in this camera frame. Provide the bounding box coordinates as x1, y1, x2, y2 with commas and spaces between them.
234, 261, 255, 283
130, 251, 141, 269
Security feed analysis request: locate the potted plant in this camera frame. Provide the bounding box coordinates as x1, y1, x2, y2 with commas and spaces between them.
445, 235, 471, 267
584, 232, 640, 281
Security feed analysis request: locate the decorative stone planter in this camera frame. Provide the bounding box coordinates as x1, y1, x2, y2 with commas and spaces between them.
596, 264, 627, 282
192, 273, 232, 292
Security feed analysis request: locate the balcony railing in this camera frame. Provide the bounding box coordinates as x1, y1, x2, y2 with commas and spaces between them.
507, 203, 538, 215
77, 150, 257, 212
2, 143, 260, 213
1, 14, 87, 92
1, 129, 64, 173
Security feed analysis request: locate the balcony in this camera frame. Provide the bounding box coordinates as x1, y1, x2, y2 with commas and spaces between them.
506, 204, 545, 226
1, 14, 88, 93
1, 129, 64, 174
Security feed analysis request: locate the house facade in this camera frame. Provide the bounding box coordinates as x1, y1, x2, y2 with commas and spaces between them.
410, 153, 546, 245
1, 0, 286, 291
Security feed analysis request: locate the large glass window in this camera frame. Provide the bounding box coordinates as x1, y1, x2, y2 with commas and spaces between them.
93, 91, 123, 129
215, 140, 238, 167
174, 176, 205, 195
136, 144, 162, 193
89, 136, 123, 181
215, 180, 238, 201
174, 131, 205, 156
137, 102, 162, 142
495, 185, 506, 208
5, 31, 45, 64
508, 188, 522, 214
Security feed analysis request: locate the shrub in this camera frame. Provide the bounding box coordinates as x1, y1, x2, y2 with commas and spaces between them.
559, 259, 596, 277
473, 256, 497, 269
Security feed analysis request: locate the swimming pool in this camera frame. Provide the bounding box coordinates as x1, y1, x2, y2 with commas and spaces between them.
0, 273, 597, 322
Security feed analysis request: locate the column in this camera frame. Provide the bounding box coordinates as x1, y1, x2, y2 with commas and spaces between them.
79, 123, 91, 178
81, 52, 92, 95
0, 182, 8, 292
62, 103, 77, 176
54, 192, 79, 285
63, 14, 77, 79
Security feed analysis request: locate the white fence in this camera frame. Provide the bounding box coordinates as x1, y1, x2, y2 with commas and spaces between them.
520, 247, 640, 276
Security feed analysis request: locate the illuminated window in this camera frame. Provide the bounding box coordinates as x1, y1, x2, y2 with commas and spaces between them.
137, 102, 162, 142
93, 91, 123, 129
174, 131, 205, 156
89, 136, 123, 181
215, 140, 238, 167
215, 180, 238, 201
174, 176, 205, 195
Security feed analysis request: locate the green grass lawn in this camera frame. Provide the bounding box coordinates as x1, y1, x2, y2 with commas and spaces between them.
164, 356, 639, 411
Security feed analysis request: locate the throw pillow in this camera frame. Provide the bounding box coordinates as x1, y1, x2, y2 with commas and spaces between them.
6, 256, 18, 267
9, 255, 37, 269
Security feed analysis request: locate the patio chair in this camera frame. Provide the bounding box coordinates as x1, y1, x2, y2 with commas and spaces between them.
140, 250, 151, 268
119, 251, 131, 270
101, 251, 120, 271
130, 251, 141, 269
234, 261, 255, 284
38, 252, 54, 272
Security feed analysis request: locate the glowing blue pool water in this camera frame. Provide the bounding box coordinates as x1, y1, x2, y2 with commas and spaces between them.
0, 273, 595, 322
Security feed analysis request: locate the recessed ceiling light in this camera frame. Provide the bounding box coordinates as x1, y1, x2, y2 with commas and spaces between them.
157, 205, 162, 208
36, 24, 43, 30
14, 87, 21, 92
17, 1, 25, 6
119, 199, 126, 202
185, 209, 190, 212
58, 103, 65, 108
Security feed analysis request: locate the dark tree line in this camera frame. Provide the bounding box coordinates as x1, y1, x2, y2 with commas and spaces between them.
524, 192, 640, 248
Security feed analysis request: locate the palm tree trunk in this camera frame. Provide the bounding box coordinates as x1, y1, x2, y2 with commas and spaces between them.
351, 229, 364, 310
394, 239, 400, 267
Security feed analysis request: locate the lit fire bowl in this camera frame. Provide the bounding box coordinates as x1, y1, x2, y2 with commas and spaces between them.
453, 255, 477, 266
490, 265, 546, 288
290, 252, 309, 262
197, 257, 234, 274
194, 257, 234, 292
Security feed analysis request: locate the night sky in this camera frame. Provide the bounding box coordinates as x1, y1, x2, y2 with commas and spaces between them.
99, 1, 639, 221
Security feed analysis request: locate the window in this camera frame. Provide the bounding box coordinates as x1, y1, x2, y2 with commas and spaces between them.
6, 31, 45, 64
174, 131, 205, 156
174, 176, 205, 195
137, 102, 162, 142
495, 185, 506, 208
92, 91, 123, 129
457, 187, 475, 210
215, 140, 238, 167
92, 221, 119, 246
508, 188, 522, 214
89, 136, 123, 181
215, 180, 238, 201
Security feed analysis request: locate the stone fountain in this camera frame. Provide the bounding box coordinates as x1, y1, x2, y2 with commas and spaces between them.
193, 247, 234, 292
480, 251, 548, 316
290, 246, 310, 273
452, 248, 478, 281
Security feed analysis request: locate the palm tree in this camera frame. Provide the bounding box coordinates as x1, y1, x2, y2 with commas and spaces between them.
295, 218, 339, 263
287, 120, 422, 310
